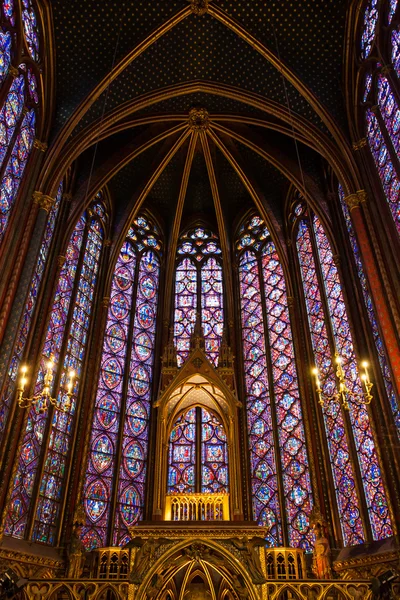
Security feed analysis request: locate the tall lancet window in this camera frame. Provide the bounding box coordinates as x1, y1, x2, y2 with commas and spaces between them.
167, 408, 229, 495
0, 182, 63, 447
174, 226, 224, 367
360, 0, 400, 235
0, 0, 41, 248
338, 185, 400, 439
5, 194, 107, 545
237, 214, 314, 550
82, 215, 162, 550
294, 202, 393, 545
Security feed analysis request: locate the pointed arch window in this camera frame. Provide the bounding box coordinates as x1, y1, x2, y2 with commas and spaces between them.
174, 227, 224, 367
167, 408, 229, 496
0, 182, 63, 447
82, 215, 162, 550
361, 2, 400, 236
338, 185, 400, 439
237, 214, 314, 551
294, 203, 393, 544
5, 195, 107, 544
361, 0, 378, 59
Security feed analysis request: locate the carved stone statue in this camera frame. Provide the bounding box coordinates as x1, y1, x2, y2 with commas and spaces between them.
128, 537, 173, 585
67, 524, 86, 578
312, 523, 332, 580
227, 536, 268, 585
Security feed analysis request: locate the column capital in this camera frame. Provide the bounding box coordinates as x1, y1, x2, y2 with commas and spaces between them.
356, 189, 368, 204
102, 296, 110, 308
33, 139, 48, 152
57, 255, 66, 268
188, 0, 211, 15
352, 138, 367, 151
343, 193, 361, 211
33, 191, 56, 213
104, 239, 112, 247
287, 296, 295, 308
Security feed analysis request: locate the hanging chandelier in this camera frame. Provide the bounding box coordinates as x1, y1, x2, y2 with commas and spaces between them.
16, 355, 75, 413
312, 353, 373, 410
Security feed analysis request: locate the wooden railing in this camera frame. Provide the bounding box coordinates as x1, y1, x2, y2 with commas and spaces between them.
165, 493, 230, 521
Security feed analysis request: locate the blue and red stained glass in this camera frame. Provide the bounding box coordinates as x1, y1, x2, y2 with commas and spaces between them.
239, 249, 281, 546
262, 241, 313, 550
388, 0, 398, 23
392, 29, 400, 77
296, 219, 365, 546
313, 216, 393, 541
175, 227, 224, 367
167, 407, 228, 495
0, 27, 11, 84
83, 216, 161, 550
361, 0, 378, 59
377, 75, 400, 156
33, 219, 104, 544
0, 182, 63, 447
21, 0, 39, 61
3, 0, 15, 25
0, 75, 25, 170
366, 108, 400, 234
5, 215, 87, 539
338, 185, 400, 439
0, 108, 36, 246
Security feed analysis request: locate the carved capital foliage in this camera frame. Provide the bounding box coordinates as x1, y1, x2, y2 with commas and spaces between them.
188, 107, 210, 130
33, 191, 55, 213
188, 0, 210, 15
344, 193, 361, 211
33, 138, 48, 152
352, 138, 367, 151
356, 189, 368, 204
102, 296, 110, 308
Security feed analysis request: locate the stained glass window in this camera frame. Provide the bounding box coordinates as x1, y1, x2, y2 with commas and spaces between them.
377, 75, 400, 155
361, 0, 378, 58
238, 215, 314, 550
295, 208, 393, 543
0, 182, 63, 448
338, 185, 400, 439
21, 0, 39, 61
174, 227, 223, 367
167, 407, 228, 495
388, 0, 398, 23
82, 215, 161, 550
0, 27, 11, 84
392, 29, 400, 76
365, 108, 400, 234
3, 0, 15, 26
5, 197, 106, 543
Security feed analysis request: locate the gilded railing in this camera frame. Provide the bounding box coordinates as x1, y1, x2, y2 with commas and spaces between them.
165, 493, 230, 521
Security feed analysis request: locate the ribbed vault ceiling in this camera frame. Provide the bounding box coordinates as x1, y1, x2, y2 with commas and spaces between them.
48, 0, 350, 245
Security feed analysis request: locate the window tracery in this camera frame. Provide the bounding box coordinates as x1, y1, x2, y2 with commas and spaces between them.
167, 407, 229, 495
82, 215, 162, 550
5, 195, 107, 544
237, 214, 313, 550
174, 227, 224, 367
294, 203, 393, 544
360, 0, 378, 59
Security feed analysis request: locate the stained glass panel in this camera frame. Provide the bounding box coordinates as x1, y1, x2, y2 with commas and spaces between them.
33, 219, 104, 544
201, 258, 223, 367
5, 216, 87, 539
366, 109, 400, 234
0, 108, 36, 246
168, 408, 196, 494
388, 0, 398, 23
82, 243, 136, 550
392, 29, 400, 76
239, 250, 281, 546
0, 182, 63, 447
174, 259, 197, 367
296, 220, 365, 546
361, 0, 378, 59
377, 75, 400, 156
114, 250, 159, 547
262, 242, 313, 550
0, 75, 25, 170
21, 0, 39, 61
201, 409, 228, 494
338, 185, 400, 439
0, 27, 11, 83
3, 0, 15, 25
313, 216, 393, 540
